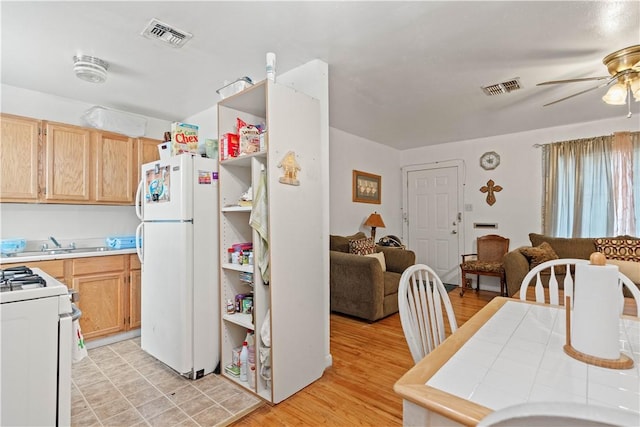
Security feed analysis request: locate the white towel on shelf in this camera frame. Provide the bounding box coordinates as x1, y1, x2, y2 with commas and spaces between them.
250, 170, 269, 283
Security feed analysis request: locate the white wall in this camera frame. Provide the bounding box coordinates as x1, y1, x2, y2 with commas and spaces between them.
329, 128, 403, 240
400, 115, 640, 257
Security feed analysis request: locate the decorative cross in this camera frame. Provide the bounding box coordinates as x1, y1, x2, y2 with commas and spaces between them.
480, 179, 502, 206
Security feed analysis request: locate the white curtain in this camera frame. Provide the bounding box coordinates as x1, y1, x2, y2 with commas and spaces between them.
542, 131, 639, 238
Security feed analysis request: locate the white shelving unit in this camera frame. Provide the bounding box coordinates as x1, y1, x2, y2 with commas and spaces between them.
218, 80, 325, 403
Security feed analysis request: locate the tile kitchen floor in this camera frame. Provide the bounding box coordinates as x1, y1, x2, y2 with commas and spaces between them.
72, 337, 262, 427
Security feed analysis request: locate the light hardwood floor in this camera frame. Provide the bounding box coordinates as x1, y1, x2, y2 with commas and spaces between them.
234, 288, 498, 426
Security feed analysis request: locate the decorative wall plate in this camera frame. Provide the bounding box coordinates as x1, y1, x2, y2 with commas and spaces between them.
480, 151, 500, 170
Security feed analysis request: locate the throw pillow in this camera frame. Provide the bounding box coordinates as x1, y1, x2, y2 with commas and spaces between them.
520, 241, 559, 268
607, 259, 640, 284
594, 238, 640, 262
349, 237, 376, 255
365, 252, 386, 271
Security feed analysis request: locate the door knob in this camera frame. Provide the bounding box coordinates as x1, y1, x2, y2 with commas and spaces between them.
451, 230, 457, 234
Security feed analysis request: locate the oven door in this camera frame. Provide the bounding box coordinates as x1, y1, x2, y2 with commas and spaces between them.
1, 297, 61, 426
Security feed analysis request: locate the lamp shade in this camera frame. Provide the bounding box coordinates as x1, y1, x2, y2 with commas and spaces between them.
602, 82, 627, 105
364, 212, 386, 228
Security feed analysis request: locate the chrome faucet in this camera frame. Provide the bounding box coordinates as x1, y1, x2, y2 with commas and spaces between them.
49, 236, 62, 248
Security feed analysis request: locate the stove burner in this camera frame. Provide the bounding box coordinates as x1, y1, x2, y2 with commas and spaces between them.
0, 266, 47, 292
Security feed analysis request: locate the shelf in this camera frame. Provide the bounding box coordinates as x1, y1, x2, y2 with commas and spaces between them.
223, 312, 254, 330
222, 263, 253, 273
221, 205, 252, 212
220, 151, 266, 167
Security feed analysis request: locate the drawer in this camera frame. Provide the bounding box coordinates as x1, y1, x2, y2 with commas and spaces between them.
129, 254, 141, 270
73, 255, 126, 275
1, 260, 65, 279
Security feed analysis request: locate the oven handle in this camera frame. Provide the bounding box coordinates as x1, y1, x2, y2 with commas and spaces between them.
71, 304, 82, 321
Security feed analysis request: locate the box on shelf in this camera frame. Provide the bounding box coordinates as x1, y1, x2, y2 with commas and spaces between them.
220, 132, 240, 161
224, 364, 240, 377
170, 122, 199, 156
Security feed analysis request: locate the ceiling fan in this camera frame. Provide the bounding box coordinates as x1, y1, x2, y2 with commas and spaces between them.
537, 45, 640, 114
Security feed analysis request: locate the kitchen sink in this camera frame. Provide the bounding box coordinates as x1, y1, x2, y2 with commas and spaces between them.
3, 246, 113, 258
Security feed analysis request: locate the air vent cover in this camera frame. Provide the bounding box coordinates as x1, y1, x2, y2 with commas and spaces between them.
141, 19, 192, 48
481, 78, 522, 96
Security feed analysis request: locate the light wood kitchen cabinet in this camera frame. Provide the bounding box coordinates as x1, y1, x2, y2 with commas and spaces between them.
43, 121, 92, 202
93, 131, 136, 204
129, 254, 142, 329
72, 255, 127, 340
136, 137, 161, 185
1, 113, 163, 205
0, 114, 40, 202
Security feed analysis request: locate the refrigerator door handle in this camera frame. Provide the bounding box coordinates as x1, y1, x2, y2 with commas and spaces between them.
135, 180, 144, 220
135, 222, 144, 264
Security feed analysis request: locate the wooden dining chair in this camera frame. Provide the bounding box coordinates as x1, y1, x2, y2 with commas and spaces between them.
398, 264, 458, 364
519, 258, 640, 317
460, 234, 510, 296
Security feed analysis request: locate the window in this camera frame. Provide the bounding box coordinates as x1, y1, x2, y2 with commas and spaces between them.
542, 131, 639, 238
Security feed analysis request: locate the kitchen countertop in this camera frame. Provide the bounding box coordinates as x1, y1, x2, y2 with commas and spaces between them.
1, 248, 137, 264
1, 237, 137, 264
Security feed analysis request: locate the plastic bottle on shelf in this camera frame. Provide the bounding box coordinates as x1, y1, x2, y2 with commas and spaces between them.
239, 341, 248, 382
246, 330, 255, 365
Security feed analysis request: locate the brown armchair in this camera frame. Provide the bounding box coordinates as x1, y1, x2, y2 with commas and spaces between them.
460, 234, 510, 296
330, 233, 416, 322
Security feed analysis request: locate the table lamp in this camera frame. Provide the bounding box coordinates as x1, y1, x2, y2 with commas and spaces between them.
364, 212, 386, 241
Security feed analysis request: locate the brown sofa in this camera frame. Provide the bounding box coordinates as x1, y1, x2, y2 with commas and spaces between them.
330, 232, 416, 322
503, 233, 640, 297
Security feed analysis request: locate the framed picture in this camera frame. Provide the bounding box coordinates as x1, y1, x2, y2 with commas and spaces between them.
353, 170, 381, 204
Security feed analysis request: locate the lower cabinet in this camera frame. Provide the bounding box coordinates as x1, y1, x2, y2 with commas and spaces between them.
72, 256, 127, 340
129, 254, 142, 329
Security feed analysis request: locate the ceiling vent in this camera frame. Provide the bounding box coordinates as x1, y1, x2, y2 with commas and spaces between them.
481, 78, 522, 96
141, 19, 192, 48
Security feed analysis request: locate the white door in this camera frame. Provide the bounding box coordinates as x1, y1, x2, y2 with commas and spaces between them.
404, 163, 462, 283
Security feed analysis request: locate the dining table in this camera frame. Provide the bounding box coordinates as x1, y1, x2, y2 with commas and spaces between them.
393, 296, 639, 426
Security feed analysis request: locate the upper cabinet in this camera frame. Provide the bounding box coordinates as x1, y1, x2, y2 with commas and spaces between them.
0, 113, 161, 205
0, 114, 40, 201
43, 121, 92, 202
92, 131, 136, 204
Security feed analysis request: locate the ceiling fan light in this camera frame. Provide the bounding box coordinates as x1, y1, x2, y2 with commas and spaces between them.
602, 82, 627, 105
73, 55, 109, 84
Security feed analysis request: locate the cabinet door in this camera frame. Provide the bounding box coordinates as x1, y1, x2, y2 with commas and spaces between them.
93, 131, 135, 204
129, 268, 141, 329
136, 137, 161, 186
43, 122, 91, 202
73, 272, 126, 340
0, 114, 40, 202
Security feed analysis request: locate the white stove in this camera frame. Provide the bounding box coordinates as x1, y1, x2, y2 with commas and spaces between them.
1, 266, 72, 426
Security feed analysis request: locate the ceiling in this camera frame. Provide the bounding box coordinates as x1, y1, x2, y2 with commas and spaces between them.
2, 1, 639, 150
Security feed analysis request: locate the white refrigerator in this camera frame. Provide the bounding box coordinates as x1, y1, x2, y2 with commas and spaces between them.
135, 154, 219, 379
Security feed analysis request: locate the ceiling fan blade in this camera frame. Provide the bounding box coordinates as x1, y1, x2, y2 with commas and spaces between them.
542, 79, 615, 107
537, 76, 610, 86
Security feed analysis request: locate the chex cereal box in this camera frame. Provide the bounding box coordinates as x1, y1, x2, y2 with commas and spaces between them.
170, 122, 199, 156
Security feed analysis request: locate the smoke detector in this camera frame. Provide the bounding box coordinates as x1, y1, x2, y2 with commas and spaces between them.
141, 18, 192, 48
73, 55, 109, 83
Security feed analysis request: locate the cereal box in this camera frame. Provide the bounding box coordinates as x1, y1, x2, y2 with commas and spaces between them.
170, 122, 199, 156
